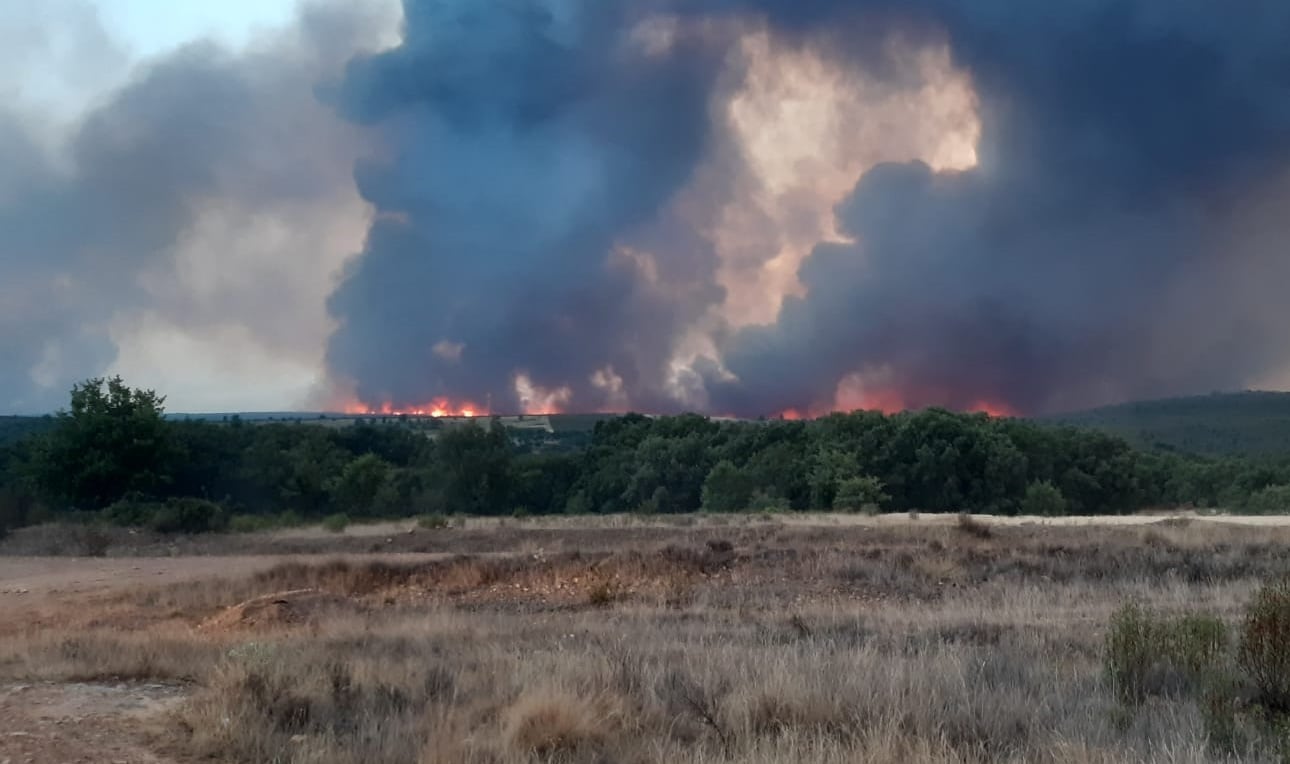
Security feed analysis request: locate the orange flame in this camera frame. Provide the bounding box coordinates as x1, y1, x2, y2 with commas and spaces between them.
340, 396, 488, 418
775, 392, 1017, 421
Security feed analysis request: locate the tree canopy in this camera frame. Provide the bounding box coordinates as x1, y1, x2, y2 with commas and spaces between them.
4, 378, 1290, 533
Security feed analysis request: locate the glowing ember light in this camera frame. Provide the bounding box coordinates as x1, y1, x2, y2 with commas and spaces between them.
338, 395, 487, 418
968, 400, 1017, 418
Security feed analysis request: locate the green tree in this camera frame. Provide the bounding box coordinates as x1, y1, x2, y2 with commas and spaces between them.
331, 454, 392, 517
701, 460, 753, 513
1021, 480, 1068, 516
33, 377, 172, 509
833, 475, 889, 512
431, 423, 513, 514
808, 447, 860, 509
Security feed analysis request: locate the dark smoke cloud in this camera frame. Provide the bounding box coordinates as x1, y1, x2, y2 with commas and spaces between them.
325, 1, 725, 411
0, 2, 392, 412
708, 0, 1290, 414
328, 0, 1290, 415
8, 0, 1290, 416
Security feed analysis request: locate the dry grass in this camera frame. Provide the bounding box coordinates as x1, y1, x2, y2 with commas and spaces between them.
3, 519, 1290, 762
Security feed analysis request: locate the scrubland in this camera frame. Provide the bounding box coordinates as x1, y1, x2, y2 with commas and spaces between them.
3, 515, 1290, 763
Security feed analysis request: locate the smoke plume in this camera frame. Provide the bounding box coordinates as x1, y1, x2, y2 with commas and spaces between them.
326, 0, 1290, 416
6, 0, 1290, 416
0, 1, 394, 412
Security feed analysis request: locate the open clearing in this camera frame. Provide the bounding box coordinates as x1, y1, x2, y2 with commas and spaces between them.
2, 513, 1290, 762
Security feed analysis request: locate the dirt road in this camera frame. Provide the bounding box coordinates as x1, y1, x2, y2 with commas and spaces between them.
0, 555, 290, 603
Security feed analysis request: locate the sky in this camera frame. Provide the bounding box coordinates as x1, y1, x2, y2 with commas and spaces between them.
96, 0, 298, 58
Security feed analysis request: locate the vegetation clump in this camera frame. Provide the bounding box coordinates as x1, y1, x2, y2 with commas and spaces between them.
6, 377, 1290, 532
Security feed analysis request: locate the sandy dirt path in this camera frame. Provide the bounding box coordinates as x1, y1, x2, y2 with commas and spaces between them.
0, 555, 292, 602
0, 682, 186, 764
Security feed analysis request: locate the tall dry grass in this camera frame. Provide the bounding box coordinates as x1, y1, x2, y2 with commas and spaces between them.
1, 520, 1287, 763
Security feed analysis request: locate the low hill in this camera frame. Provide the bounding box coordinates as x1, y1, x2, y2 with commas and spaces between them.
0, 415, 55, 446
1047, 391, 1290, 456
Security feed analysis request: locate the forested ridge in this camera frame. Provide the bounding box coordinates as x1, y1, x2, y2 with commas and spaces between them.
3, 378, 1290, 534
1049, 391, 1290, 456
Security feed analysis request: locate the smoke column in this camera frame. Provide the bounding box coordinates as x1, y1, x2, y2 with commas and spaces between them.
326, 0, 1290, 416
5, 1, 1290, 416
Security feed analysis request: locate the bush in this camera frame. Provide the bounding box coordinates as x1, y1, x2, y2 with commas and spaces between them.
1244, 485, 1290, 515
417, 513, 450, 530
148, 498, 229, 534
1239, 579, 1290, 712
1164, 614, 1228, 676
230, 515, 275, 534
102, 496, 160, 528
701, 461, 753, 513
1105, 603, 1161, 704
1021, 480, 1067, 516
748, 489, 789, 514
832, 476, 889, 513
0, 487, 37, 536
1105, 603, 1228, 704
955, 512, 993, 539
322, 513, 350, 534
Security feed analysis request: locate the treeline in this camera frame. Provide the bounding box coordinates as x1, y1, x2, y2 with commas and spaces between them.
1050, 391, 1290, 456
3, 377, 1290, 533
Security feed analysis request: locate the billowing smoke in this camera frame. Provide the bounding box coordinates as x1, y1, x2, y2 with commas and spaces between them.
0, 1, 395, 412
327, 0, 1290, 416
6, 0, 1290, 416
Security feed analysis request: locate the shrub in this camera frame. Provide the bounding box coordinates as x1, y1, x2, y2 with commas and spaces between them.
1021, 480, 1067, 516
102, 496, 160, 527
418, 513, 450, 530
74, 524, 111, 557
1244, 485, 1290, 515
748, 489, 788, 514
149, 498, 229, 534
833, 476, 889, 513
1104, 603, 1159, 704
0, 486, 37, 536
1105, 604, 1229, 704
322, 514, 350, 534
701, 461, 753, 513
229, 515, 275, 534
1239, 579, 1290, 712
955, 512, 993, 539
1164, 613, 1228, 676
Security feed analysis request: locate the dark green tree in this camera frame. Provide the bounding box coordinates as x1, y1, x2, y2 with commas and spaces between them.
32, 377, 173, 509
701, 460, 754, 513
1021, 480, 1067, 516
331, 453, 392, 517
833, 475, 889, 512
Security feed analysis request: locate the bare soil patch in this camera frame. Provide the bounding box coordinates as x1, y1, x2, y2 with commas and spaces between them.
0, 681, 187, 764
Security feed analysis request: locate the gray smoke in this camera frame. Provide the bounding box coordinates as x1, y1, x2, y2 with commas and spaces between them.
7, 0, 1290, 416
327, 0, 1290, 415
0, 1, 392, 412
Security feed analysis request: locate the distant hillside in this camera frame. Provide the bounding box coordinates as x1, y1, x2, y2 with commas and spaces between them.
1047, 391, 1290, 456
0, 415, 55, 446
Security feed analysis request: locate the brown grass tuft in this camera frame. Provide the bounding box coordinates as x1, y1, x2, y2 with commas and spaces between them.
503, 688, 623, 758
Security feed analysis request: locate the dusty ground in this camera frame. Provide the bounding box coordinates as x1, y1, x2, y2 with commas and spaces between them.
0, 682, 185, 764
2, 513, 1290, 763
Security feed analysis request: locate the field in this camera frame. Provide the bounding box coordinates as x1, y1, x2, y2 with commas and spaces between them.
3, 514, 1290, 763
